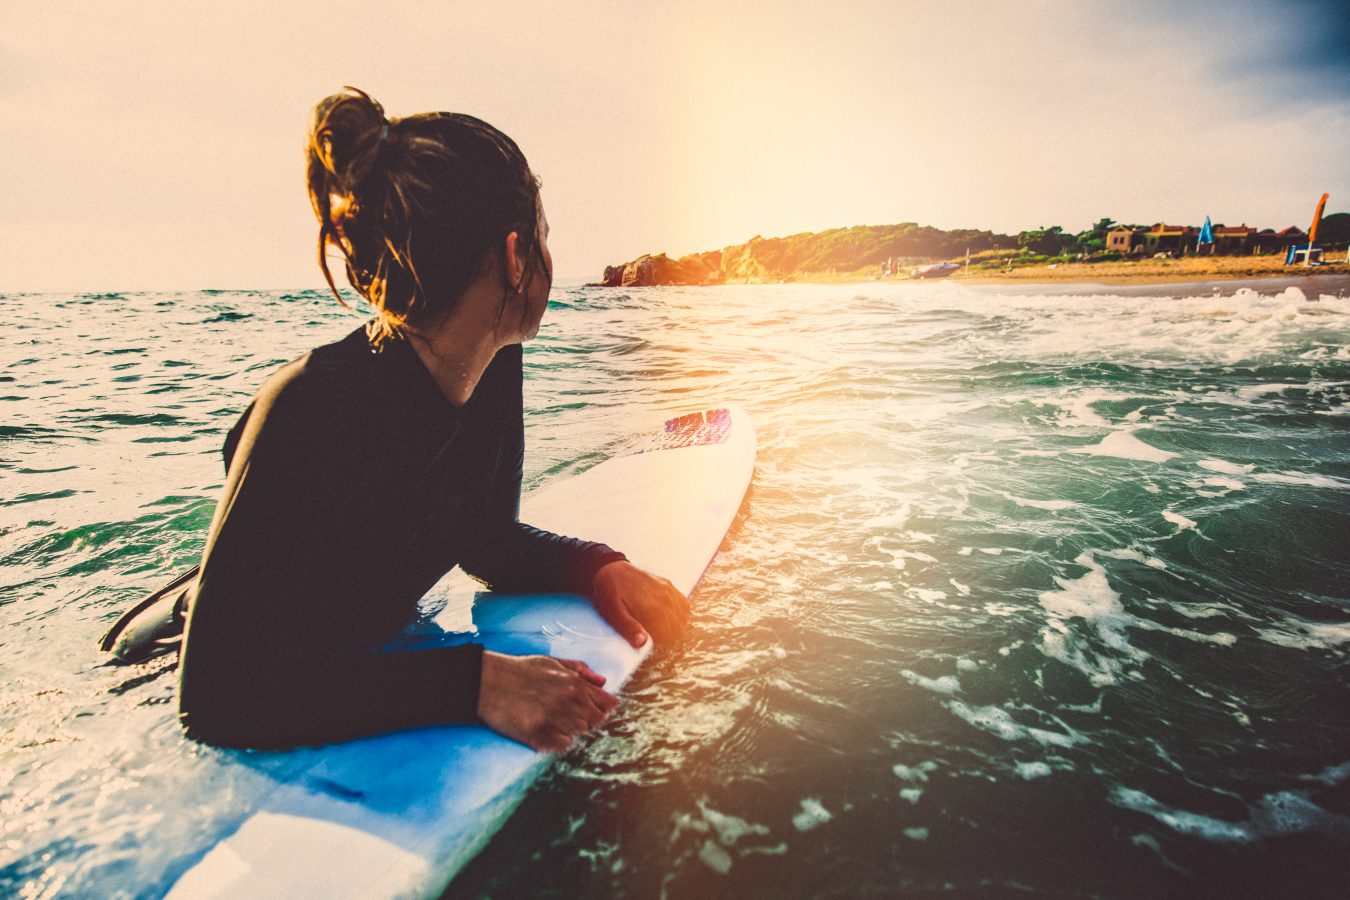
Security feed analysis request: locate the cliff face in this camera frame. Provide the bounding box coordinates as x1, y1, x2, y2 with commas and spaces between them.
597, 223, 1013, 286
599, 251, 723, 287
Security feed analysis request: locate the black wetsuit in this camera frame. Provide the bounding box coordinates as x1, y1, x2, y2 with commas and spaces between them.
176, 326, 624, 749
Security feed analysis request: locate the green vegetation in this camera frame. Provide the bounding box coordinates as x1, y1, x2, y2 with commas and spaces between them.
599, 213, 1348, 286
738, 222, 1014, 273
1014, 218, 1116, 257
1319, 212, 1350, 242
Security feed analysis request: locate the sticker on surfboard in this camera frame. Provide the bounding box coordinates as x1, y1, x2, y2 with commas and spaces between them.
622, 407, 732, 455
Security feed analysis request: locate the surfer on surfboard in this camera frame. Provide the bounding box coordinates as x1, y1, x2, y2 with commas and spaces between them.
103, 87, 688, 753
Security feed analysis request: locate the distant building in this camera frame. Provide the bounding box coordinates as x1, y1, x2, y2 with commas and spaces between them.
1251, 229, 1278, 254
1098, 220, 1326, 258
1106, 226, 1142, 254
1140, 224, 1197, 256
1212, 225, 1257, 253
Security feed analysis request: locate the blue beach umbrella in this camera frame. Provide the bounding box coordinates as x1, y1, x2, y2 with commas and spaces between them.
1198, 215, 1214, 247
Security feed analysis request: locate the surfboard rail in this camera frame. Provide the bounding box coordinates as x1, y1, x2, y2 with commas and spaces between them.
166, 405, 756, 898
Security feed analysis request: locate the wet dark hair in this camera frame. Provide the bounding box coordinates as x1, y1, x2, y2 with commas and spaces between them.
306, 87, 544, 345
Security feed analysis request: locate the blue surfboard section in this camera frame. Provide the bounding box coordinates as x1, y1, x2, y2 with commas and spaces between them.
166, 406, 756, 898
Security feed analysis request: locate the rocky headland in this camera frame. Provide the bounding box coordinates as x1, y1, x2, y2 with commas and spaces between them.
594, 223, 1010, 287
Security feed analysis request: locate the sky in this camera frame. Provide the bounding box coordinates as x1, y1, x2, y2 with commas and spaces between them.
2, 0, 1347, 290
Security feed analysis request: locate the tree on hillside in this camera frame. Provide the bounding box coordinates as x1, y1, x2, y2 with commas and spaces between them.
1075, 217, 1117, 253
1017, 226, 1075, 256
1317, 212, 1350, 245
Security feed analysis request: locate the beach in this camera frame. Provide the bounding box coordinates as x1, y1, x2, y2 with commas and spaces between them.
689, 256, 1350, 289
956, 253, 1350, 285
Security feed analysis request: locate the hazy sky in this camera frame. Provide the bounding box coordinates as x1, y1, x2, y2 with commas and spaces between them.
3, 0, 1347, 290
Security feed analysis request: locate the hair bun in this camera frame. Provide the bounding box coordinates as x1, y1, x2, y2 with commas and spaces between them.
308, 86, 388, 189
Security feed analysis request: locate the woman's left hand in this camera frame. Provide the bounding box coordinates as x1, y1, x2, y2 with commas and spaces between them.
590, 560, 689, 649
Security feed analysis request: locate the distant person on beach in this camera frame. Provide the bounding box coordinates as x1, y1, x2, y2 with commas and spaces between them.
105, 88, 688, 752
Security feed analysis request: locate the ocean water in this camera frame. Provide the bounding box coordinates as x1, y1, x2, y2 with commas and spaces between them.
2, 279, 1349, 898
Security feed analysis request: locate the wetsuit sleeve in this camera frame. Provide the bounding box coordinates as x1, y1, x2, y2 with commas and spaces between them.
178, 376, 483, 750
461, 521, 627, 595
458, 363, 625, 594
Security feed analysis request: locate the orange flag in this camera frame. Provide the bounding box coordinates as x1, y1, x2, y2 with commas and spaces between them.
1309, 193, 1329, 244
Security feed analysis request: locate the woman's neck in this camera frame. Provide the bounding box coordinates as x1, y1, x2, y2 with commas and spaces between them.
407, 329, 498, 408
405, 281, 512, 408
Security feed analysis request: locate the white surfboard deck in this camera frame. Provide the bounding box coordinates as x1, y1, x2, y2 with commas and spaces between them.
166, 405, 755, 899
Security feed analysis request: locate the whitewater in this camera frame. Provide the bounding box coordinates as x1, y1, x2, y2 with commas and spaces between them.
2, 278, 1347, 897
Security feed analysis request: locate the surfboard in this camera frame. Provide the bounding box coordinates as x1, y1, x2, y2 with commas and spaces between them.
164, 405, 755, 898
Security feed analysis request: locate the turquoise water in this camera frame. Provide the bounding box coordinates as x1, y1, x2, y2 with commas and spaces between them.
2, 280, 1348, 897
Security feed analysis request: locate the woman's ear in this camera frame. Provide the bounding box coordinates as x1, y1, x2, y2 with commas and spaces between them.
503, 230, 525, 293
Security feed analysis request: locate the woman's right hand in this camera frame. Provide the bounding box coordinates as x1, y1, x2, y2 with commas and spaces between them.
476, 651, 618, 752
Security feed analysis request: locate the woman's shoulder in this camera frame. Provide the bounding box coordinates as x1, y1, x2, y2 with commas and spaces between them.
263, 325, 388, 394
222, 326, 424, 492
249, 327, 385, 430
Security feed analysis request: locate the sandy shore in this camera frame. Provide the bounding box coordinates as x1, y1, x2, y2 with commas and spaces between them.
945, 253, 1350, 285
694, 254, 1350, 289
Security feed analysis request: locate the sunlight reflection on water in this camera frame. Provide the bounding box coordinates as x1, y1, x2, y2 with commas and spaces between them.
2, 281, 1349, 897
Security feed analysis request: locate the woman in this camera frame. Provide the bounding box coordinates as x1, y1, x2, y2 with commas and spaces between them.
173, 87, 687, 752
